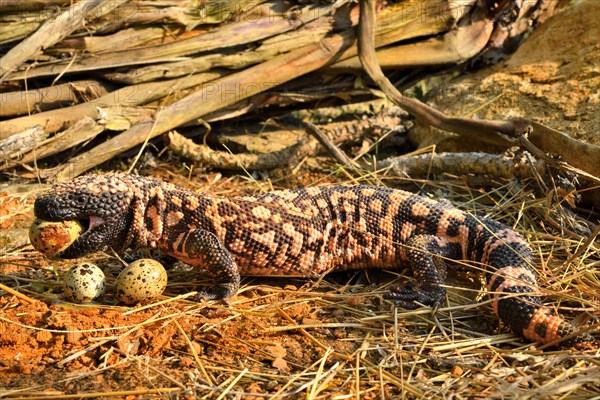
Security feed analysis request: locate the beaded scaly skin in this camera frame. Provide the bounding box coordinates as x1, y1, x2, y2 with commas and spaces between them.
34, 173, 591, 347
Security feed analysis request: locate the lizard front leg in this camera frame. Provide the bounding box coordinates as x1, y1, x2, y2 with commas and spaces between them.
385, 234, 456, 309
176, 229, 241, 302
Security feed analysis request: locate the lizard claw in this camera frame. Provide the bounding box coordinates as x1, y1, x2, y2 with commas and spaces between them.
384, 282, 446, 310
194, 283, 237, 303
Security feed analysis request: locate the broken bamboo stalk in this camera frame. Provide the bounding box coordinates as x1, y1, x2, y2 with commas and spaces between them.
0, 80, 113, 117
44, 29, 356, 181
0, 0, 129, 79
0, 71, 226, 139
2, 1, 344, 82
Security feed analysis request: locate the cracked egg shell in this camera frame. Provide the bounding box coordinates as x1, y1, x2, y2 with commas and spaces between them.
29, 219, 83, 258
115, 259, 167, 305
63, 262, 106, 303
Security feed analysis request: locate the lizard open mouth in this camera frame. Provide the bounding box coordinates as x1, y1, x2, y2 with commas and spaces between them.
32, 196, 111, 258
60, 217, 113, 258
33, 189, 135, 258
67, 215, 105, 239
74, 215, 107, 244
56, 215, 109, 257
86, 216, 105, 232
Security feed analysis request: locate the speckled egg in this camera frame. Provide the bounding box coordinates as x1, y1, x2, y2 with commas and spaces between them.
63, 262, 106, 303
29, 219, 83, 258
115, 259, 168, 305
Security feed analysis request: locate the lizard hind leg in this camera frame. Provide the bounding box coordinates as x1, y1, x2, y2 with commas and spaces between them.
179, 229, 241, 302
384, 234, 458, 309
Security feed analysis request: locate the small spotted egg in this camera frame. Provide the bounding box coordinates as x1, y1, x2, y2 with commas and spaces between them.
115, 259, 168, 305
29, 219, 83, 258
63, 262, 106, 303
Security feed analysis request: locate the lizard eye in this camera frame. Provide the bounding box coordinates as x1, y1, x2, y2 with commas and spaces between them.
74, 195, 86, 204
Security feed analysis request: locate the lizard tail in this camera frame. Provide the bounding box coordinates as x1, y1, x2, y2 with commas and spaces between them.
488, 268, 590, 347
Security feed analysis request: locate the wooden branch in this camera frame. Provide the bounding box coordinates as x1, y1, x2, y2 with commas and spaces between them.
45, 30, 356, 181
0, 80, 112, 117
102, 17, 339, 84
85, 0, 267, 33
0, 0, 129, 79
358, 0, 518, 142
0, 126, 46, 163
519, 122, 600, 182
168, 106, 408, 170
0, 71, 226, 139
168, 131, 313, 171
18, 117, 104, 166
50, 27, 169, 54
377, 151, 544, 180
0, 10, 43, 45
3, 1, 341, 82
331, 12, 493, 70
0, 1, 73, 12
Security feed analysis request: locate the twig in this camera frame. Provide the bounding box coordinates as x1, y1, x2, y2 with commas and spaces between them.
300, 120, 361, 169
0, 282, 39, 304
167, 131, 313, 171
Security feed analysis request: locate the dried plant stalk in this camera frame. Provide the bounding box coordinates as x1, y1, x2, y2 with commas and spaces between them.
2, 1, 339, 82
0, 71, 225, 140
0, 80, 112, 117
0, 0, 129, 78
49, 30, 356, 181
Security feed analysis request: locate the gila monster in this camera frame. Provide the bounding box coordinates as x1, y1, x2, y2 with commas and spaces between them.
33, 173, 590, 347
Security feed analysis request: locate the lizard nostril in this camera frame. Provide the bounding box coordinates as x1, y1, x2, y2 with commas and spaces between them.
34, 197, 60, 219
47, 200, 59, 219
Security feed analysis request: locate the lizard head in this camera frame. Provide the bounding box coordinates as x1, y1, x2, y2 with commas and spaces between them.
34, 174, 137, 258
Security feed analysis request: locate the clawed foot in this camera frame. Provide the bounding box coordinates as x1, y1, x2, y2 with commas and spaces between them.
384, 281, 446, 309
193, 282, 238, 304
